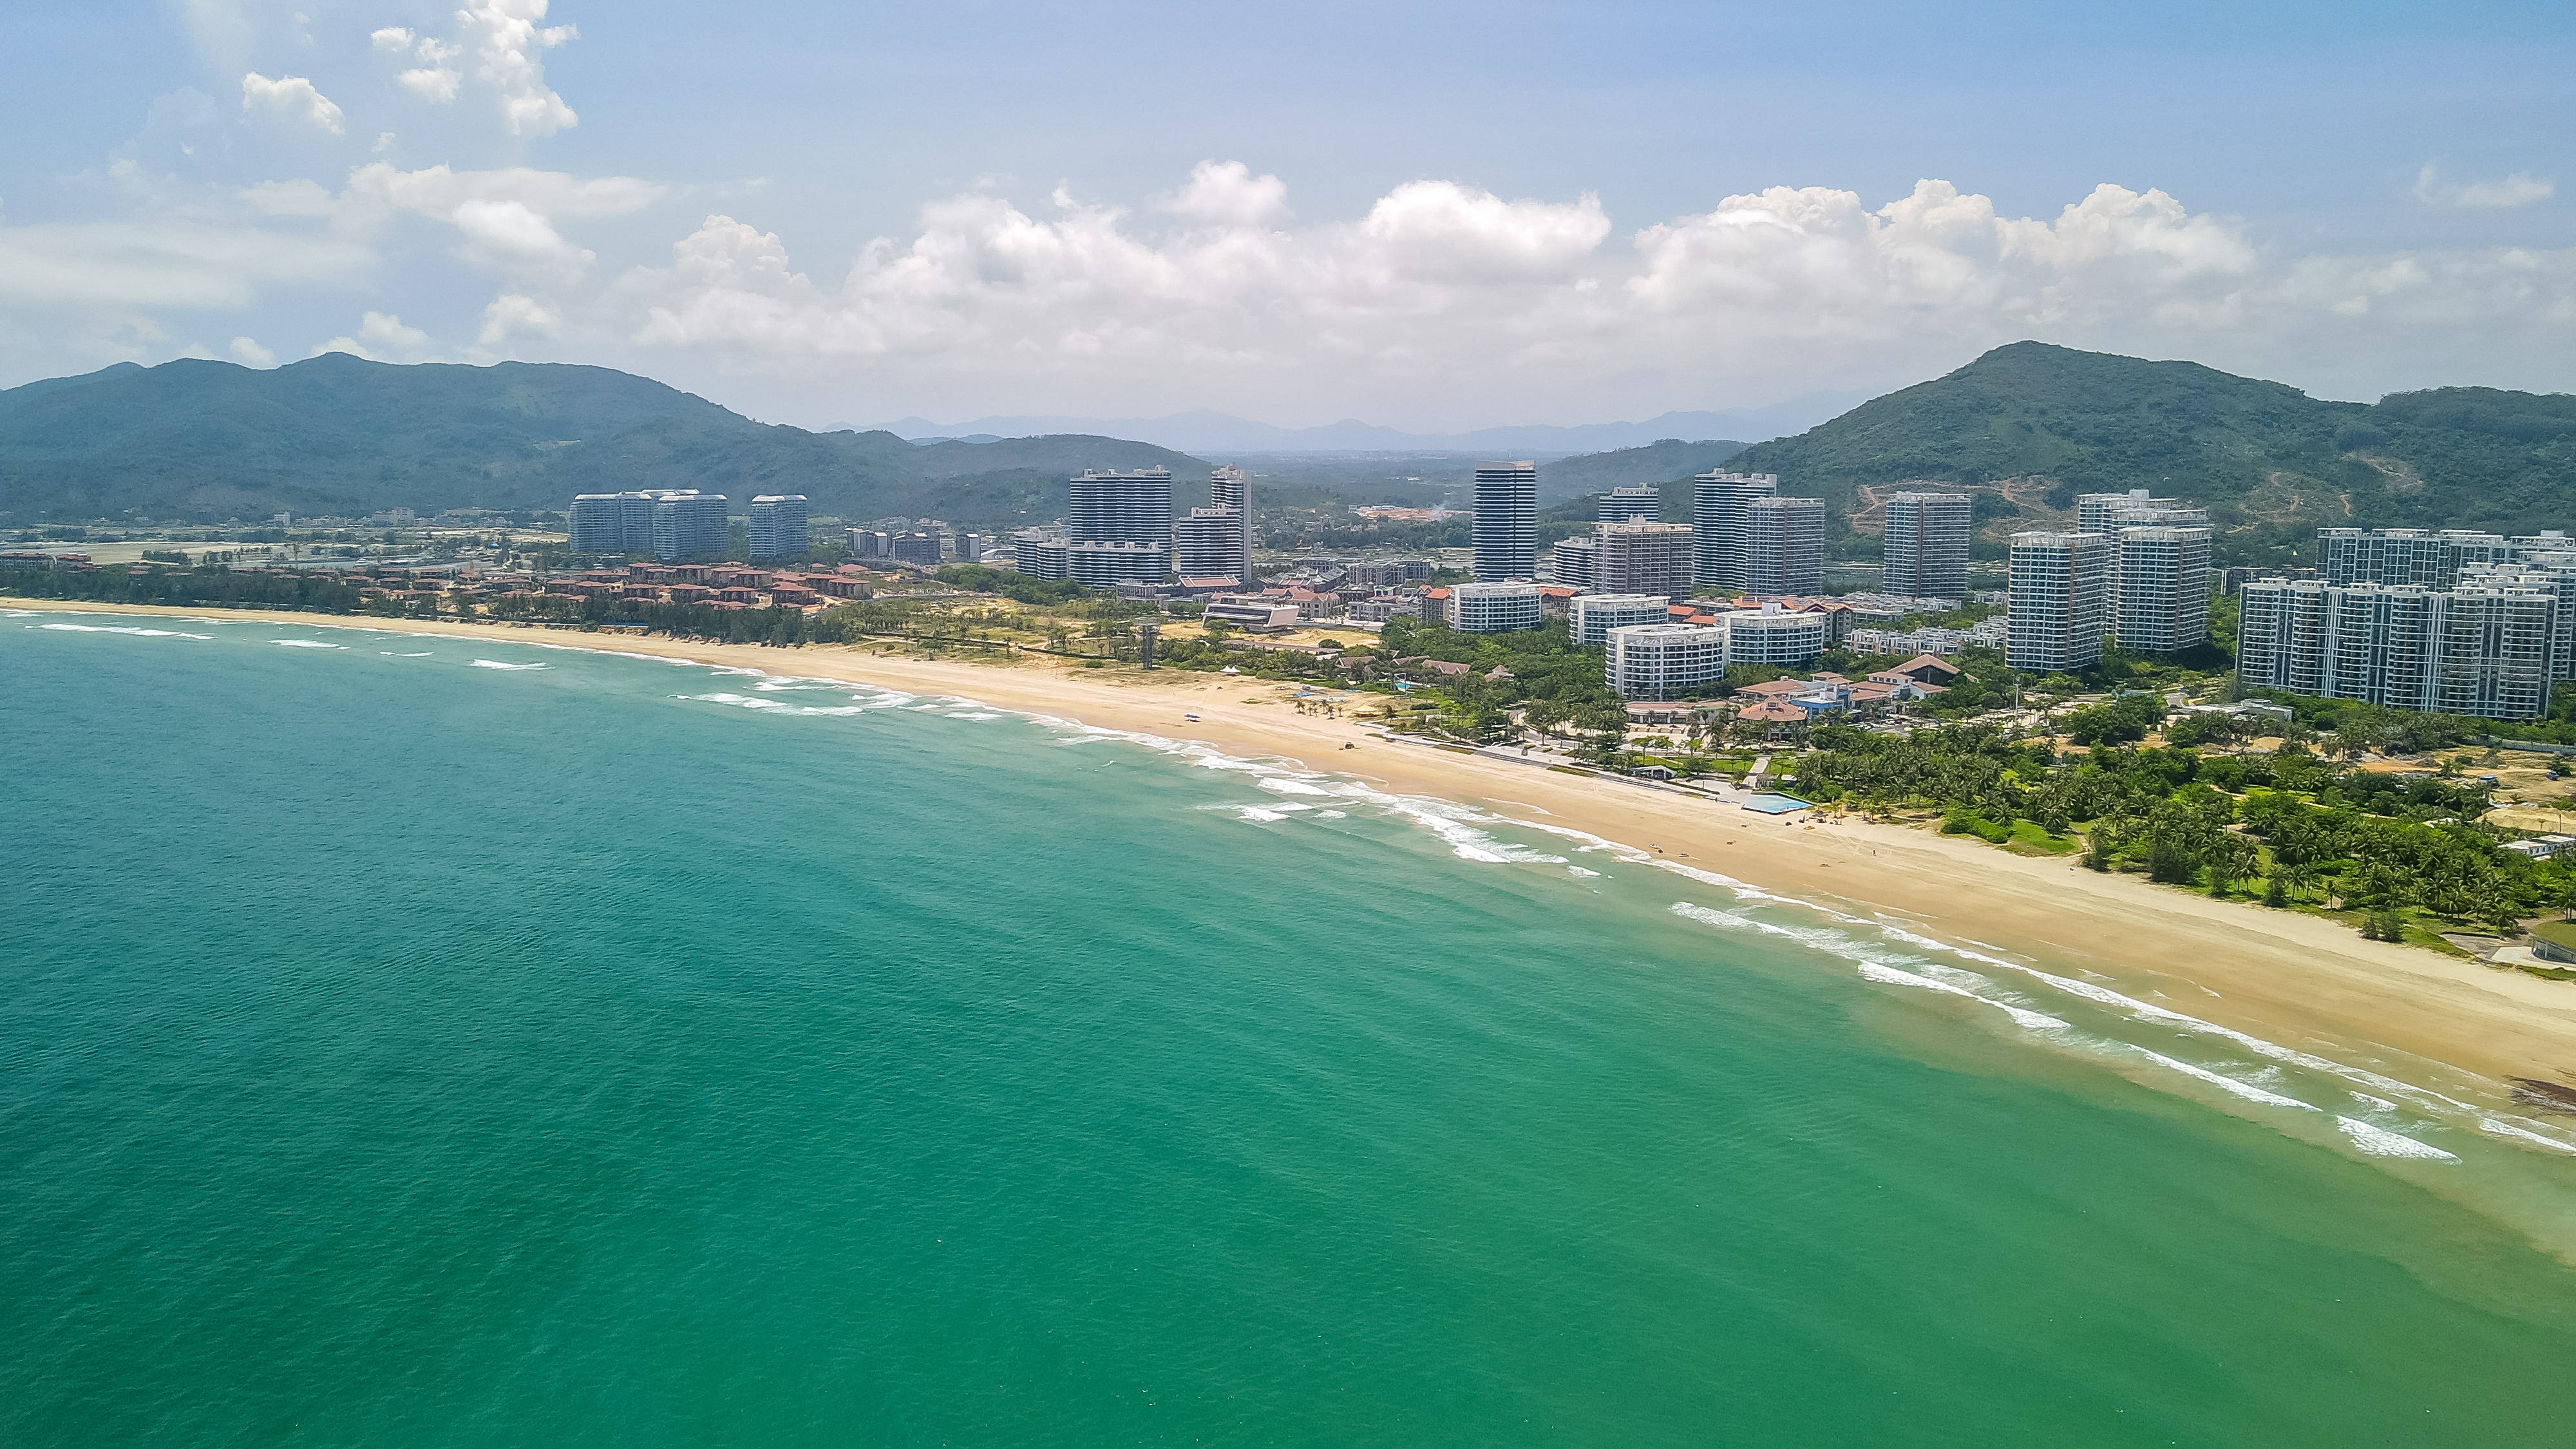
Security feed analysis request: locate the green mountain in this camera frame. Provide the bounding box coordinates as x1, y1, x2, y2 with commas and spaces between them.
1730, 342, 2576, 565
0, 355, 1210, 526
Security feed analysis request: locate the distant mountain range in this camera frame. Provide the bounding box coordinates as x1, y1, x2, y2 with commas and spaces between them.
9, 347, 2570, 565
0, 356, 1211, 527
848, 397, 1859, 455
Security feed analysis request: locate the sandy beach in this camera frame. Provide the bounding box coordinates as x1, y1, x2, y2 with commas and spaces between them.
22, 598, 2576, 1099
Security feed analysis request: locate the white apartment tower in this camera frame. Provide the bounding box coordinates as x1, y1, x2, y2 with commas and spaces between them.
1569, 593, 1674, 646
2007, 531, 2112, 672
1472, 461, 1539, 581
747, 495, 810, 560
1448, 581, 1542, 633
1881, 491, 1971, 602
1745, 497, 1825, 597
1600, 486, 1662, 524
1067, 469, 1175, 549
2110, 524, 2213, 653
2238, 577, 2555, 720
1595, 522, 1696, 601
1691, 470, 1777, 592
1607, 623, 1730, 700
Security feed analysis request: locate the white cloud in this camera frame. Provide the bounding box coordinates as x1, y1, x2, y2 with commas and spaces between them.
478, 292, 560, 346
370, 26, 415, 52
1160, 160, 1289, 229
450, 197, 592, 279
462, 0, 580, 136
0, 218, 368, 308
341, 162, 665, 222
241, 72, 345, 135
605, 166, 2576, 420
229, 335, 276, 366
314, 309, 431, 360
2414, 163, 2554, 210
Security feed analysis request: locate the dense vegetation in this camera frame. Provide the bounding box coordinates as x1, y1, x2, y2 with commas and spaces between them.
1788, 721, 2568, 944
0, 355, 1209, 526
0, 562, 364, 612
1731, 341, 2576, 567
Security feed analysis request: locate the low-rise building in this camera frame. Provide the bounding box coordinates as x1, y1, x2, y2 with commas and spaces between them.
1570, 592, 1674, 646
1607, 623, 1730, 699
1448, 582, 1542, 634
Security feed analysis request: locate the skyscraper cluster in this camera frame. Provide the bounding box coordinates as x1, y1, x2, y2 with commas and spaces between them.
2236, 528, 2576, 720
1688, 470, 1823, 597
569, 489, 729, 562
2006, 489, 2213, 671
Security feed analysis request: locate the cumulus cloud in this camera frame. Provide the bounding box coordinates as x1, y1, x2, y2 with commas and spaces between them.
2414, 163, 2554, 210
314, 310, 431, 360
464, 0, 578, 135
371, 3, 571, 129
241, 72, 345, 134
603, 166, 2576, 418
229, 335, 276, 366
236, 162, 662, 284
478, 292, 560, 346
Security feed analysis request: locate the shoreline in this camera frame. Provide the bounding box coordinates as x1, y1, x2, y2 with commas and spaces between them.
20, 598, 2576, 1101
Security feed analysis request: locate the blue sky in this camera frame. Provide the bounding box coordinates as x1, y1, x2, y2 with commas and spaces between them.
2, 1, 2569, 430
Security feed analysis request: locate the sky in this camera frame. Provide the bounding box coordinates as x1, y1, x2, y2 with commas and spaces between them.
1, 0, 2570, 431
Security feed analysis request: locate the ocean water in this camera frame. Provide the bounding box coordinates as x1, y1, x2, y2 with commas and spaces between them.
10, 611, 2576, 1447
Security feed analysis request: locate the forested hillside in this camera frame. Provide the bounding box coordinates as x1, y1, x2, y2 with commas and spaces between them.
1730, 343, 2576, 565
0, 356, 1208, 527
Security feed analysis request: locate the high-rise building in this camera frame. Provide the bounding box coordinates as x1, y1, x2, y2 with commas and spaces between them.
1593, 522, 1694, 601
2238, 578, 2555, 719
649, 492, 729, 562
2007, 531, 2112, 671
1690, 469, 1778, 592
2316, 527, 2512, 589
571, 490, 693, 554
1607, 623, 1730, 699
1208, 466, 1255, 581
1175, 508, 1249, 580
1882, 491, 1971, 601
1015, 531, 1070, 580
1549, 534, 1598, 591
1447, 581, 1542, 633
1066, 540, 1171, 589
2465, 554, 2576, 681
1600, 486, 1662, 524
567, 493, 623, 553
1068, 469, 1175, 549
2110, 524, 2212, 652
1745, 498, 1824, 597
888, 531, 943, 566
2076, 490, 2188, 536
1471, 461, 1539, 581
747, 495, 809, 560
1570, 593, 1674, 646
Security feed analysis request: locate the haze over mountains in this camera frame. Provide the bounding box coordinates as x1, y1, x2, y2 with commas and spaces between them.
857, 397, 1861, 455
5, 346, 2570, 566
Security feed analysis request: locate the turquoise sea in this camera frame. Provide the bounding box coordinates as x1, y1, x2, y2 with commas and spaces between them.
12, 610, 2576, 1446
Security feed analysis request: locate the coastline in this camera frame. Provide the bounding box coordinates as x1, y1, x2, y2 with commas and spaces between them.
20, 597, 2576, 1100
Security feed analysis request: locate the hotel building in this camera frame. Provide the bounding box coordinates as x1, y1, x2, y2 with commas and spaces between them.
747, 495, 810, 560
1448, 581, 1542, 633
1472, 461, 1539, 581
1570, 592, 1676, 646
1607, 623, 1730, 700
1881, 491, 1971, 602
2006, 530, 2112, 671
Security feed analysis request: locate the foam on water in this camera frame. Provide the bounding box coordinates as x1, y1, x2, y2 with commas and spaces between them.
2338, 1117, 2459, 1161
381, 651, 435, 658
2134, 1048, 2316, 1112
2481, 1119, 2576, 1154
37, 623, 213, 639
271, 639, 343, 649
470, 660, 546, 671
